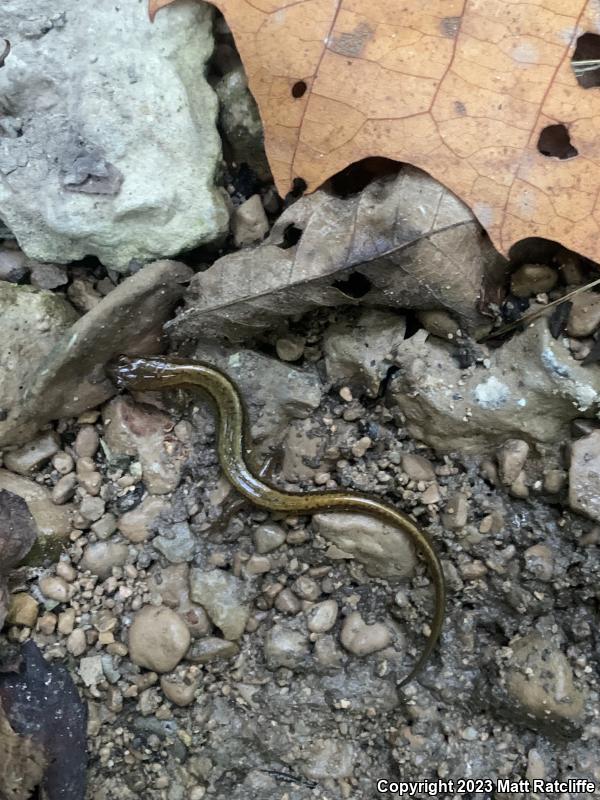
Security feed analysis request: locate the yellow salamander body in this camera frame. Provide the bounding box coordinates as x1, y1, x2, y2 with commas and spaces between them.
108, 355, 446, 685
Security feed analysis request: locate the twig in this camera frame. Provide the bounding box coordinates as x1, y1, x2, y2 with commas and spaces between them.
482, 276, 600, 340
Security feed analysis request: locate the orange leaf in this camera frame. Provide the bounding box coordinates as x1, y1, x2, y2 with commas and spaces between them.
151, 0, 600, 262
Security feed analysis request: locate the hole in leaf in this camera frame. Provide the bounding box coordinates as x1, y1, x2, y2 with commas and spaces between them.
572, 33, 600, 88
326, 157, 401, 197
291, 80, 307, 98
277, 223, 303, 250
537, 124, 578, 160
332, 272, 372, 298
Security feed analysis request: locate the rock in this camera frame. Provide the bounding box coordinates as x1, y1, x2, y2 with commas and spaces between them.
39, 576, 71, 604
281, 418, 327, 482
56, 562, 76, 583
324, 309, 406, 397
215, 66, 271, 181
0, 261, 193, 447
243, 555, 271, 575
103, 397, 187, 495
416, 309, 460, 339
3, 432, 60, 475
569, 431, 600, 521
0, 470, 72, 540
29, 263, 68, 290
264, 624, 310, 670
154, 522, 196, 563
543, 469, 567, 493
189, 569, 250, 640
148, 564, 190, 609
274, 589, 301, 615
79, 656, 104, 687
313, 635, 344, 669
37, 612, 57, 635
510, 264, 558, 297
523, 544, 554, 582
6, 593, 39, 627
58, 609, 76, 636
567, 292, 600, 338
52, 452, 74, 475
340, 611, 392, 655
191, 347, 322, 452
67, 628, 87, 657
231, 195, 269, 248
0, 246, 29, 283
74, 425, 99, 458
67, 280, 102, 313
0, 283, 77, 444
253, 522, 286, 554
275, 335, 305, 362
79, 496, 105, 523
388, 320, 600, 454
312, 512, 416, 579
160, 675, 198, 707
0, 1, 228, 270
185, 637, 239, 664
307, 600, 339, 633
441, 492, 469, 529
497, 439, 529, 485
503, 635, 585, 731
292, 575, 321, 601
91, 513, 118, 540
128, 606, 191, 673
118, 496, 169, 543
401, 453, 436, 481
52, 474, 77, 505
301, 739, 354, 780
0, 578, 7, 630
80, 542, 129, 578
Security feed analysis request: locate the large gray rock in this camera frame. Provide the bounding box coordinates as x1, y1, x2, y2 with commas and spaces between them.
388, 320, 600, 455
0, 1, 228, 269
0, 282, 78, 432
0, 260, 192, 446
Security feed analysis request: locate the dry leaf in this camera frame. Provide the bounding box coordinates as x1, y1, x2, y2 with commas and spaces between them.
171, 168, 505, 342
0, 640, 87, 800
151, 0, 600, 263
0, 490, 37, 574
0, 698, 46, 800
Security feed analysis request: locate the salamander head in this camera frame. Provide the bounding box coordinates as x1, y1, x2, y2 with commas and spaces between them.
106, 355, 184, 391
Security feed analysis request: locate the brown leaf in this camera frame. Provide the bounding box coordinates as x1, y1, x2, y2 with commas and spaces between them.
0, 640, 87, 800
0, 490, 37, 574
151, 0, 600, 263
0, 697, 46, 800
171, 168, 505, 343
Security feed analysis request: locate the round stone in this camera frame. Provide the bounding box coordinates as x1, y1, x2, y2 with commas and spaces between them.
128, 605, 191, 673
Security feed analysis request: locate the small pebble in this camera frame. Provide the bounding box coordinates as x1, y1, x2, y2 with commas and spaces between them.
39, 576, 71, 604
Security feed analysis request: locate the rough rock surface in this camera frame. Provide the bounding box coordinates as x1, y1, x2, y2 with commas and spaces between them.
0, 1, 228, 269
191, 345, 322, 450
312, 512, 416, 579
323, 309, 406, 397
0, 261, 192, 447
103, 395, 188, 495
0, 283, 78, 441
0, 470, 72, 540
189, 568, 250, 640
569, 431, 600, 522
388, 320, 600, 454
